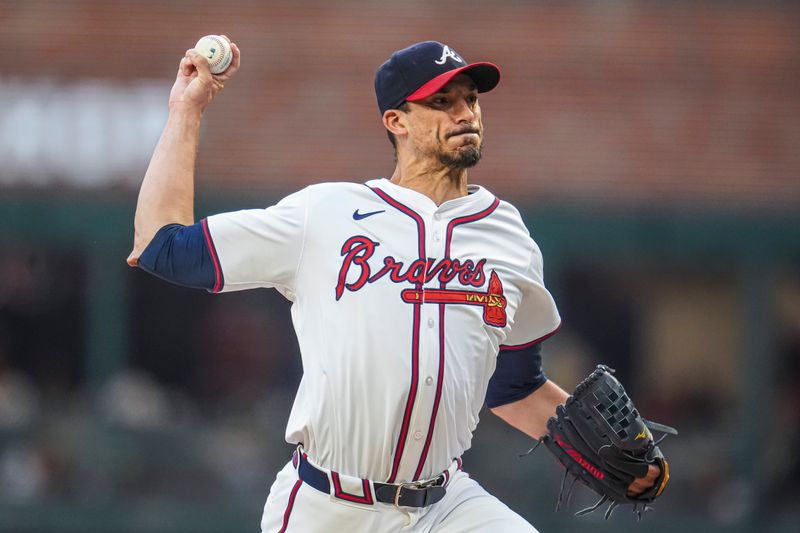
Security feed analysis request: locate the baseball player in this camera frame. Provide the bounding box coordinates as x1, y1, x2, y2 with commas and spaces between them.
127, 38, 660, 532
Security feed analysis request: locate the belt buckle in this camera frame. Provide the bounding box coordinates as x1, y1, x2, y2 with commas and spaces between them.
414, 475, 442, 489
393, 481, 416, 508
393, 476, 442, 508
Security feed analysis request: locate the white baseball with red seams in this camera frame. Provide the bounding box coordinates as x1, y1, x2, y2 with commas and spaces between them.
193, 35, 233, 74
206, 178, 559, 478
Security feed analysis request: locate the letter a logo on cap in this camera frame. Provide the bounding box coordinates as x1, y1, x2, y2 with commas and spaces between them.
435, 45, 464, 65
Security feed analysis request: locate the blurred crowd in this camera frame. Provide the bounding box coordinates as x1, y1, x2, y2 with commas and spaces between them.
0, 248, 301, 510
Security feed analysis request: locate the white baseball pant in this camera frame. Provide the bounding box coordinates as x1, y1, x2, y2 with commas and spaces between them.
260, 455, 537, 532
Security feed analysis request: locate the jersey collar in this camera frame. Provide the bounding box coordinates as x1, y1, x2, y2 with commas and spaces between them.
366, 178, 497, 218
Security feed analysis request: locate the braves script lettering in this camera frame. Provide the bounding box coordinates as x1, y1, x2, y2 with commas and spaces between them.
335, 236, 486, 300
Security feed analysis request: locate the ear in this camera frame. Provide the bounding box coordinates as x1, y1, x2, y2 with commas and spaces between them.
383, 108, 408, 139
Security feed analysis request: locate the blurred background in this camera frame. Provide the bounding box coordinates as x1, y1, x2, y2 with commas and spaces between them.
1, 0, 798, 531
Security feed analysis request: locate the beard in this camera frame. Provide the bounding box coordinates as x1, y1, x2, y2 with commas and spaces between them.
438, 143, 482, 169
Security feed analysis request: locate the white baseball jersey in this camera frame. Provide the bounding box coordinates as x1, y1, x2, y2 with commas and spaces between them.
206, 178, 560, 483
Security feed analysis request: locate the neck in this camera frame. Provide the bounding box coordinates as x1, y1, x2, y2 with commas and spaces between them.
389, 158, 469, 206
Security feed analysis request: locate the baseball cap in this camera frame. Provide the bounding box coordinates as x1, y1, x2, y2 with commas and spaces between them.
375, 41, 501, 114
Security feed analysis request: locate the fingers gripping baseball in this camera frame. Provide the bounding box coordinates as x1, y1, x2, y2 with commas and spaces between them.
169, 36, 241, 111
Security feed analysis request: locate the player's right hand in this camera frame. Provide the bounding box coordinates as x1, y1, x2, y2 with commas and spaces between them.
168, 35, 241, 112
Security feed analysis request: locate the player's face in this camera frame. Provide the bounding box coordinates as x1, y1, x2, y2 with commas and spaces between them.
406, 75, 484, 169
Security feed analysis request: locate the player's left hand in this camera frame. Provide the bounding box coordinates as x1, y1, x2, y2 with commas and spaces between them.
539, 365, 677, 520
627, 464, 661, 496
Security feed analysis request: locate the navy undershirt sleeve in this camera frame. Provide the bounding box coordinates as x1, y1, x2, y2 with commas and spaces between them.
137, 222, 220, 291
485, 342, 547, 408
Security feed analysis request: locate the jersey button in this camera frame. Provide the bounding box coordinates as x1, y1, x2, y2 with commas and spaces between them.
434, 213, 441, 221
433, 233, 441, 242
427, 318, 435, 328
414, 431, 423, 440
425, 376, 434, 385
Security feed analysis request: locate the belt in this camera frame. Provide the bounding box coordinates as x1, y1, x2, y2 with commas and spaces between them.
294, 450, 447, 508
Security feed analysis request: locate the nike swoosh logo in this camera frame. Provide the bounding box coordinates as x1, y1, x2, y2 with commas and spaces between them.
353, 209, 385, 220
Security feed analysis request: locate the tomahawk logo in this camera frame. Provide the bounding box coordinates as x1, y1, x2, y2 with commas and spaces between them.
401, 271, 507, 327
435, 45, 464, 65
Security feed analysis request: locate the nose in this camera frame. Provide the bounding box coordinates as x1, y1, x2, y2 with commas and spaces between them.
452, 97, 476, 124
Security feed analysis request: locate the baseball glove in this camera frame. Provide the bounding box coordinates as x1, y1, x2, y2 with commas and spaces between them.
537, 365, 677, 520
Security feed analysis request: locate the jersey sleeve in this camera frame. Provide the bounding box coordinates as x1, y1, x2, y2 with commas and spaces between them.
502, 241, 561, 348
486, 342, 547, 408
204, 187, 308, 297
137, 222, 219, 291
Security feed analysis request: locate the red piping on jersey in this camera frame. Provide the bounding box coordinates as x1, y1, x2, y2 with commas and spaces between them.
444, 198, 501, 254
201, 218, 223, 293
413, 197, 500, 480
369, 186, 425, 483
370, 187, 426, 263
411, 300, 446, 481
499, 323, 562, 351
278, 479, 303, 533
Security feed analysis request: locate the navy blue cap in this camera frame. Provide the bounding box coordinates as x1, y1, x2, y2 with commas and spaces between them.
374, 41, 501, 114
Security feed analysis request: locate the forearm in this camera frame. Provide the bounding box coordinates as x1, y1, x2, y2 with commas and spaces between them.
127, 105, 202, 265
490, 379, 569, 439
127, 37, 240, 267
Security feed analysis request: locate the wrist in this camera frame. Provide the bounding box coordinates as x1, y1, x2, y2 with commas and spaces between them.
168, 100, 205, 118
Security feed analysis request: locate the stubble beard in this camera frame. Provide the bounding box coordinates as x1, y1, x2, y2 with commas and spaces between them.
438, 144, 482, 169
411, 133, 484, 171
438, 129, 484, 169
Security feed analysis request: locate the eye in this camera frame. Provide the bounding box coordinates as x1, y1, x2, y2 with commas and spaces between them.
467, 94, 478, 106
432, 96, 449, 107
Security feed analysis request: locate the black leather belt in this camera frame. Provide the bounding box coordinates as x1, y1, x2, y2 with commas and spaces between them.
296, 452, 447, 508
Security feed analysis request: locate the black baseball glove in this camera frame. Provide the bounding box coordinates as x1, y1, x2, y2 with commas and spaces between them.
537, 365, 677, 520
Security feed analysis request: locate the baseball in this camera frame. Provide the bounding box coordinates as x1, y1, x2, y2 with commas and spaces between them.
194, 35, 233, 74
